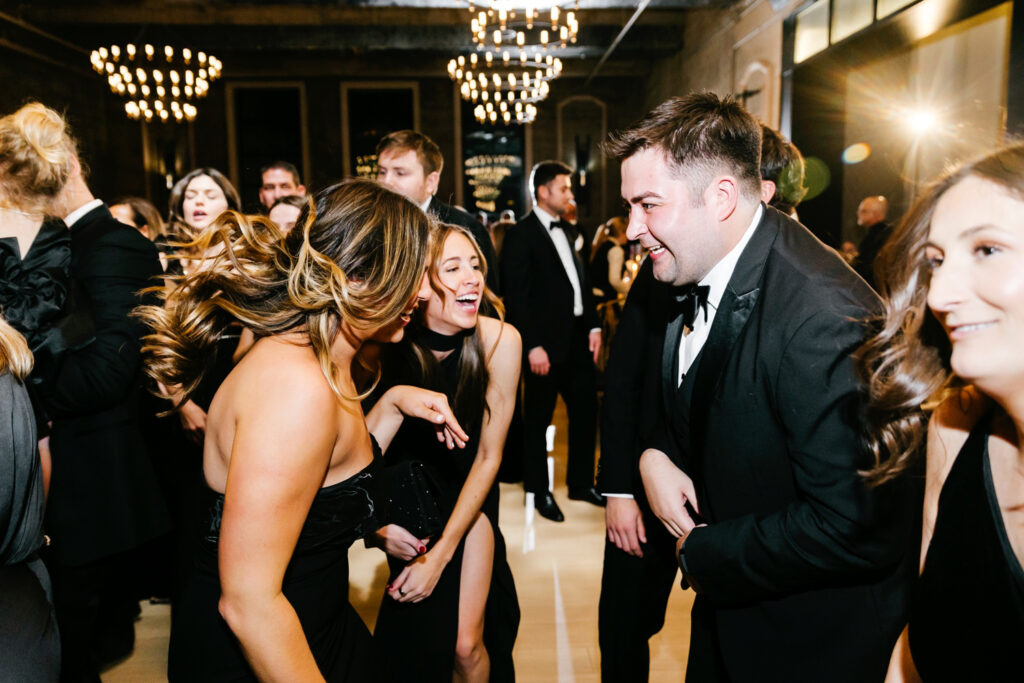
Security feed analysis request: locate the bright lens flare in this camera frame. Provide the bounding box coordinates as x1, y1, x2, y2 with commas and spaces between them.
842, 143, 871, 164
905, 108, 938, 134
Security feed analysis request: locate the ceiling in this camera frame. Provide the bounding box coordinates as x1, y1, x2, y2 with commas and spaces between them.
0, 0, 727, 79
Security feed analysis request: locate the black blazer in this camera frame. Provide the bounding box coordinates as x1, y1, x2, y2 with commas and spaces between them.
37, 204, 170, 566
596, 258, 667, 496
428, 197, 500, 295
649, 206, 911, 682
854, 220, 892, 291
499, 212, 599, 363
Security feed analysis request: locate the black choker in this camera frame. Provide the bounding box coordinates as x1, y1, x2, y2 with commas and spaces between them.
418, 326, 471, 352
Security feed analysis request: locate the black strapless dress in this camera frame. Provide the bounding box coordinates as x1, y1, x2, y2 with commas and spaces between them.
370, 341, 520, 683
908, 413, 1024, 681
167, 447, 384, 682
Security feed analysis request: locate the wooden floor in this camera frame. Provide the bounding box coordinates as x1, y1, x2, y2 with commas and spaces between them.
104, 400, 694, 682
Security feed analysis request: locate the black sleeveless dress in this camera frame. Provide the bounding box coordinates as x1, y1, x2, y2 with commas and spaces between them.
167, 445, 384, 681
370, 336, 520, 682
908, 413, 1024, 680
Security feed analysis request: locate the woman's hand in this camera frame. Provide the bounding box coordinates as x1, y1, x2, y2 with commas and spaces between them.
387, 548, 449, 603
387, 386, 470, 449
372, 524, 429, 562
179, 399, 208, 444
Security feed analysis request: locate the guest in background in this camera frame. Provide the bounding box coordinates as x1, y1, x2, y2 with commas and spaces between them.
500, 160, 603, 522
110, 196, 170, 273
257, 160, 305, 213
268, 194, 309, 233
139, 179, 467, 682
376, 130, 499, 295
758, 124, 807, 218
370, 223, 521, 682
0, 317, 60, 683
859, 143, 1024, 682
589, 216, 631, 305
854, 195, 892, 290
34, 105, 169, 681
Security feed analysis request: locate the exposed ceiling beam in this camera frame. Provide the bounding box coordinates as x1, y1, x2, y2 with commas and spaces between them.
585, 0, 650, 85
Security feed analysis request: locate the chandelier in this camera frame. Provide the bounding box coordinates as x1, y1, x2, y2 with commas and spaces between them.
448, 51, 560, 124
467, 1, 579, 53
90, 44, 222, 123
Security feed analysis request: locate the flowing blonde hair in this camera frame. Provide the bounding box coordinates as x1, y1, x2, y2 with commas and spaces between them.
858, 142, 1024, 484
0, 317, 33, 380
137, 178, 433, 403
0, 102, 76, 215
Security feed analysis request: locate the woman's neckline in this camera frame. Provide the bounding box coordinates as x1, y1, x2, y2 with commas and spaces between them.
418, 324, 472, 354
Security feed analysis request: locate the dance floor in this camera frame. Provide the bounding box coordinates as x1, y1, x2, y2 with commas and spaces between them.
104, 400, 695, 682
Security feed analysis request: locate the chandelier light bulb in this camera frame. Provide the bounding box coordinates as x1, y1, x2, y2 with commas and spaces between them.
144, 44, 154, 59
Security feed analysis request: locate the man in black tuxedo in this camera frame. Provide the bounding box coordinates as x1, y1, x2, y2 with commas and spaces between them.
596, 124, 812, 681
376, 129, 499, 294
500, 161, 603, 522
606, 94, 911, 682
38, 155, 169, 681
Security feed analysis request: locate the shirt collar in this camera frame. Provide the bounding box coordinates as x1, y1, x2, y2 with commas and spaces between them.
533, 205, 558, 229
64, 198, 104, 228
698, 203, 763, 312
420, 196, 434, 213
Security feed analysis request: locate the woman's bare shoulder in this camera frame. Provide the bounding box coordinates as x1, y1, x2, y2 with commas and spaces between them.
927, 386, 990, 477
478, 316, 521, 356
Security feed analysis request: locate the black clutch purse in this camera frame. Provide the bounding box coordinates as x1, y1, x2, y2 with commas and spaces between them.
382, 460, 445, 538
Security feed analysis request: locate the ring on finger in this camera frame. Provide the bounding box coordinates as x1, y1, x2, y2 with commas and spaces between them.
398, 587, 406, 596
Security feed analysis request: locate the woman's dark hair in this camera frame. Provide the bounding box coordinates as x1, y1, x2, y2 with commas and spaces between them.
858, 142, 1024, 484
112, 196, 166, 241
403, 223, 504, 434
166, 167, 241, 237
138, 178, 432, 404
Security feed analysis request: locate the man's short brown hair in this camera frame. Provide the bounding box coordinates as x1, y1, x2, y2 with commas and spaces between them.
760, 124, 807, 215
604, 92, 763, 202
376, 130, 444, 176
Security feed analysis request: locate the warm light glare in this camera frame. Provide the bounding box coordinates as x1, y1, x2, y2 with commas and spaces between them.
905, 107, 938, 133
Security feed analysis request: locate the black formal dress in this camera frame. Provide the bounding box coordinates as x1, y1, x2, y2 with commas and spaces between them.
428, 196, 500, 295
31, 204, 170, 682
500, 211, 600, 495
1, 371, 60, 683
595, 258, 679, 682
370, 333, 520, 682
908, 412, 1024, 680
589, 240, 624, 305
168, 447, 384, 681
649, 206, 912, 682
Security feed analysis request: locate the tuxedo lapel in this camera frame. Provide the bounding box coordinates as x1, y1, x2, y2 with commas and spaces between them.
689, 207, 779, 457
661, 310, 685, 416
529, 212, 577, 289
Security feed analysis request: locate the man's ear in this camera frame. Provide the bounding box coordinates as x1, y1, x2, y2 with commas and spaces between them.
297, 184, 307, 196
710, 175, 740, 222
760, 179, 776, 205
425, 171, 440, 197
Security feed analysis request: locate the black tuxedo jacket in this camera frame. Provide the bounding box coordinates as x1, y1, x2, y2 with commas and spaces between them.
649, 206, 911, 682
428, 197, 500, 295
37, 204, 170, 566
499, 211, 599, 363
854, 220, 893, 291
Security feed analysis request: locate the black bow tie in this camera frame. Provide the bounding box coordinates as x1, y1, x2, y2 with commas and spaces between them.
549, 219, 571, 231
673, 284, 710, 329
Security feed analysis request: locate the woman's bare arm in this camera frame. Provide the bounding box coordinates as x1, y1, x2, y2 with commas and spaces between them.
389, 320, 521, 602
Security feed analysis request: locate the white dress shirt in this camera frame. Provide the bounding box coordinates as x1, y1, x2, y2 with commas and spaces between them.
533, 205, 585, 317
64, 198, 104, 229
677, 204, 763, 385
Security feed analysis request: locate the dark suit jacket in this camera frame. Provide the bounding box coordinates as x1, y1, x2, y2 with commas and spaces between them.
854, 220, 893, 291
499, 211, 600, 363
37, 204, 170, 566
649, 206, 910, 682
428, 197, 500, 295
596, 258, 665, 496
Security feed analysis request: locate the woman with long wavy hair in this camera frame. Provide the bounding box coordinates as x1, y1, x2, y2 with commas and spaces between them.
858, 143, 1024, 681
139, 178, 468, 682
369, 223, 521, 682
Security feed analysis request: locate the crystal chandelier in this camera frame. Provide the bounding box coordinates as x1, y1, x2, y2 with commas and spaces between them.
90, 44, 222, 123
467, 1, 579, 52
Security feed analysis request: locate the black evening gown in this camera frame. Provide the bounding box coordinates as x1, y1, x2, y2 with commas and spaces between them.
908, 412, 1024, 681
0, 371, 60, 682
167, 444, 384, 681
370, 339, 521, 682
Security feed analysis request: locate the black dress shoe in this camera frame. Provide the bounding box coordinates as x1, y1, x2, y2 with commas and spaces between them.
534, 491, 565, 522
568, 486, 606, 507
